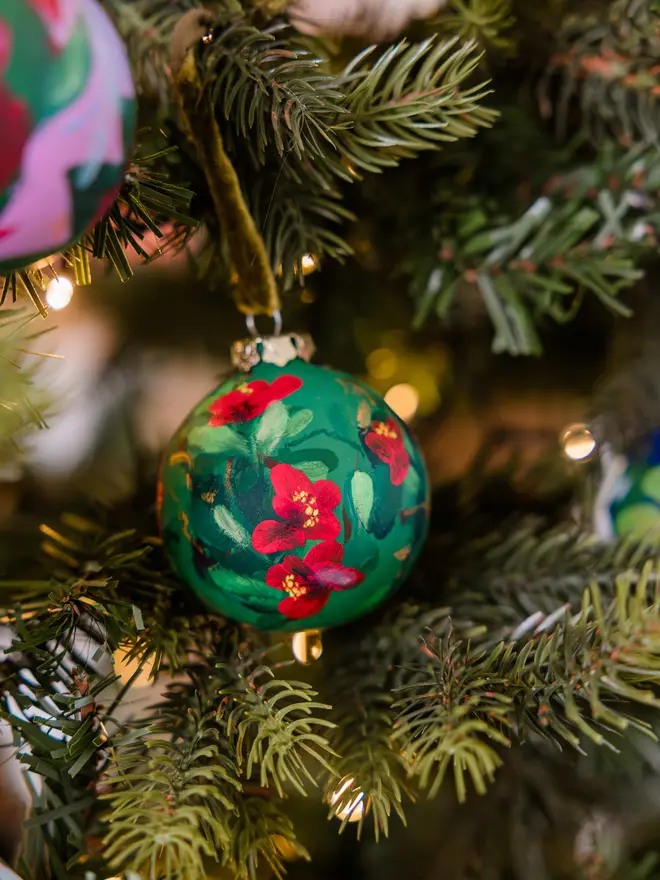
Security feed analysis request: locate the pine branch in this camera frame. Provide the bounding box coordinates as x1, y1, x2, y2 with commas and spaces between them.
226, 795, 310, 880
0, 310, 53, 453
432, 0, 517, 51
217, 661, 336, 797
322, 605, 452, 839
408, 146, 660, 354
395, 563, 660, 802
443, 520, 660, 644
1, 658, 113, 880
542, 0, 660, 147
0, 156, 195, 308
0, 515, 239, 677
326, 678, 411, 840
109, 2, 496, 285
102, 701, 242, 880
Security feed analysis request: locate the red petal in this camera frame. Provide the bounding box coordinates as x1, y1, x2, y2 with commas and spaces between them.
268, 375, 303, 402
365, 432, 393, 465
313, 562, 365, 590
265, 563, 292, 589
271, 463, 312, 499
390, 444, 410, 486
304, 513, 341, 542
385, 418, 401, 436
278, 591, 330, 620
272, 497, 303, 522
314, 479, 342, 511
252, 520, 304, 554
246, 380, 269, 395
305, 541, 343, 566
209, 389, 241, 415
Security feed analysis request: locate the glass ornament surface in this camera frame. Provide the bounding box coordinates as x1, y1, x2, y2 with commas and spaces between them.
158, 357, 430, 632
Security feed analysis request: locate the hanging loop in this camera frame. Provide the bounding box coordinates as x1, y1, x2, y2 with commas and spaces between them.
246, 310, 282, 339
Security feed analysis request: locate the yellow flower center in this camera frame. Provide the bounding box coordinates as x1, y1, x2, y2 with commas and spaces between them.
237, 383, 254, 395
374, 421, 398, 439
283, 573, 308, 598
293, 489, 319, 528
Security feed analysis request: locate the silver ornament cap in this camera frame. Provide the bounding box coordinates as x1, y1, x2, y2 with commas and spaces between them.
231, 311, 315, 371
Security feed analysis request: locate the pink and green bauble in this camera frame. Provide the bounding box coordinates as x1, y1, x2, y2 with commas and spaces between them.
158, 333, 430, 632
0, 0, 136, 273
594, 430, 660, 540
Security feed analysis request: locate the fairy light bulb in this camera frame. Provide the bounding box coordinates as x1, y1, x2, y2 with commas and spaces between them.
330, 777, 365, 823
300, 253, 319, 275
385, 383, 420, 422
45, 276, 74, 310
291, 629, 323, 664
561, 423, 596, 461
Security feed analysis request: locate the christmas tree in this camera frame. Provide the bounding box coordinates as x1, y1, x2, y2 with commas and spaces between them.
3, 1, 660, 878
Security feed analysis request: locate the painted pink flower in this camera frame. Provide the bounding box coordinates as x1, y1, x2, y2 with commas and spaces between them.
252, 464, 341, 553
209, 376, 302, 426
365, 418, 409, 486
266, 541, 364, 619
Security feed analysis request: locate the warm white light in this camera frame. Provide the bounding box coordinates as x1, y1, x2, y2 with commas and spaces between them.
300, 253, 319, 275
330, 777, 365, 823
291, 630, 323, 664
45, 276, 74, 310
561, 423, 596, 461
385, 383, 420, 422
113, 649, 155, 688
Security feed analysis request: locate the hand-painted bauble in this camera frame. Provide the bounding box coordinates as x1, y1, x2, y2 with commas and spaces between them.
594, 431, 660, 540
0, 0, 136, 273
158, 334, 430, 632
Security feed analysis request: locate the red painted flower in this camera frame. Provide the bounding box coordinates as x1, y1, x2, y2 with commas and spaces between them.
266, 541, 364, 619
365, 418, 409, 486
252, 464, 341, 553
209, 376, 302, 426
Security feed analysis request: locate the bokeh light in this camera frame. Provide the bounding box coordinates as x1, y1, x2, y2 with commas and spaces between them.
367, 347, 398, 380
300, 253, 319, 275
45, 276, 74, 311
330, 777, 365, 823
385, 383, 420, 422
560, 423, 596, 461
113, 649, 155, 687
291, 629, 323, 664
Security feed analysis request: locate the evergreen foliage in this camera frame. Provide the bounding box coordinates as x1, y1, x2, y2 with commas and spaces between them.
4, 0, 660, 878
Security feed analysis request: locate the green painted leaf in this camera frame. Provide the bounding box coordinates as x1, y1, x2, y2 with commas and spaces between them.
296, 461, 329, 481
351, 471, 374, 529
357, 398, 372, 429
615, 503, 660, 539
213, 505, 251, 548
285, 408, 314, 436
255, 401, 289, 454
642, 466, 660, 502
188, 425, 249, 456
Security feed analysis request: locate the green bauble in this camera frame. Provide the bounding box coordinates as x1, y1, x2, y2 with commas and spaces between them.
596, 430, 660, 540
158, 335, 430, 632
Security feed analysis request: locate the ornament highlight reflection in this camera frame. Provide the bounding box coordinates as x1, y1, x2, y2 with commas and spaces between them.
291, 629, 323, 664
330, 776, 365, 823
385, 383, 420, 422
45, 276, 74, 311
561, 423, 596, 461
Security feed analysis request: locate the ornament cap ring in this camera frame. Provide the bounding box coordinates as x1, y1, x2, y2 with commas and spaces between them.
246, 310, 282, 339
